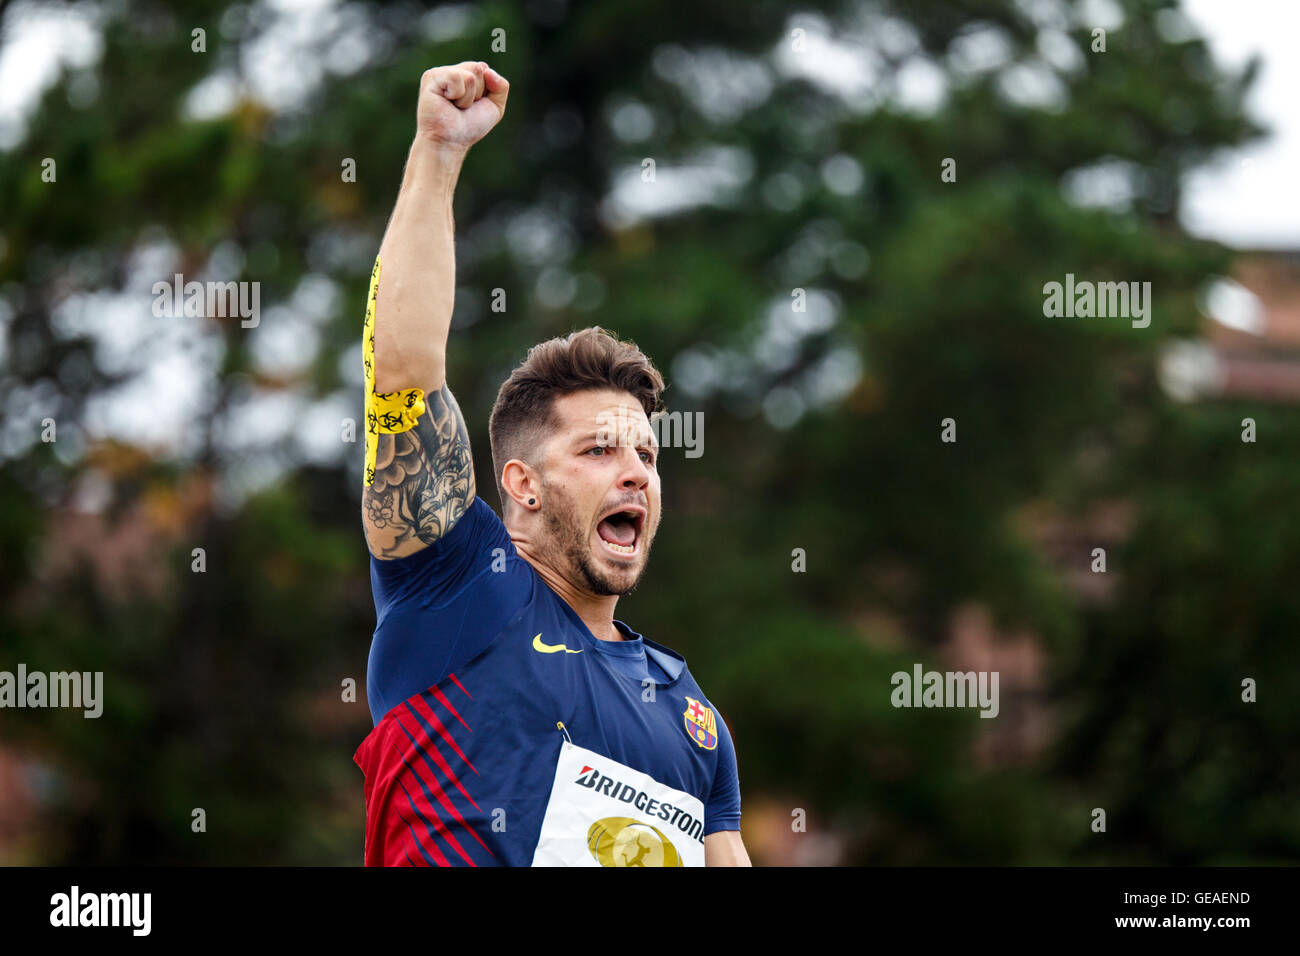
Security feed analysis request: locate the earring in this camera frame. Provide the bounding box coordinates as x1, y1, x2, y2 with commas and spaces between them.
528, 498, 536, 506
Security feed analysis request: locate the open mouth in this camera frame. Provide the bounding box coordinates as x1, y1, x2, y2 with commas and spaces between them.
596, 507, 645, 558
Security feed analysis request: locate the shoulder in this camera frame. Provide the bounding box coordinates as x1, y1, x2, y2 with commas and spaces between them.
641, 635, 688, 681
369, 496, 526, 604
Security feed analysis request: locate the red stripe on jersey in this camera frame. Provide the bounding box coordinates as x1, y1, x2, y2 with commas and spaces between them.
398, 774, 476, 866
396, 802, 449, 866
429, 684, 473, 733
390, 712, 495, 859
395, 705, 481, 808
408, 694, 478, 775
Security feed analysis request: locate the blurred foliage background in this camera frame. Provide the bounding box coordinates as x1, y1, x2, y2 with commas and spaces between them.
2, 0, 1297, 865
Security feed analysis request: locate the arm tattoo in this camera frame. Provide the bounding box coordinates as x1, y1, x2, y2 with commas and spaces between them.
363, 385, 476, 559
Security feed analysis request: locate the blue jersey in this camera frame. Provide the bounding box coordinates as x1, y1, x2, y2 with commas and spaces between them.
354, 496, 742, 866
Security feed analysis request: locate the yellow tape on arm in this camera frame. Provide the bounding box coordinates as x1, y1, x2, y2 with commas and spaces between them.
362, 255, 426, 487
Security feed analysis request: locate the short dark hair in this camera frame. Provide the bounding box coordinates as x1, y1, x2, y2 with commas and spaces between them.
488, 326, 665, 513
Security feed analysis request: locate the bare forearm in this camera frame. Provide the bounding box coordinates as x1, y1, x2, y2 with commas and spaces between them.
372, 140, 465, 395
369, 60, 507, 394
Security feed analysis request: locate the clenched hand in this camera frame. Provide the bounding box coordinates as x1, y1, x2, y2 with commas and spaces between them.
416, 61, 509, 151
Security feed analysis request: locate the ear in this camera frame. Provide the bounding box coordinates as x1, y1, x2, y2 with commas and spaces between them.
501, 459, 541, 513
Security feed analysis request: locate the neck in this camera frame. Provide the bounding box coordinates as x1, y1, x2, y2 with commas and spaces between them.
513, 539, 623, 643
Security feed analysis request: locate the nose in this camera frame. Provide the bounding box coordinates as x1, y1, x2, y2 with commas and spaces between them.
615, 445, 652, 490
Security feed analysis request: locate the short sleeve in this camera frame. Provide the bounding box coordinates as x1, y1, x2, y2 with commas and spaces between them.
703, 708, 741, 835
368, 495, 509, 607
365, 497, 533, 724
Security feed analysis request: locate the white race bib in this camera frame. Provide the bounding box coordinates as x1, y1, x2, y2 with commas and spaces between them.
531, 741, 706, 867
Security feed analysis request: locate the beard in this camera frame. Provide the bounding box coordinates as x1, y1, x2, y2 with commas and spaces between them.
540, 477, 653, 597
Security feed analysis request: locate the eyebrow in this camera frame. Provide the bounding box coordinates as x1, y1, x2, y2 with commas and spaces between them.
570, 431, 659, 448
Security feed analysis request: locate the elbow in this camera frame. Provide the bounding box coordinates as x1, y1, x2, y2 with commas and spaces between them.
372, 337, 445, 394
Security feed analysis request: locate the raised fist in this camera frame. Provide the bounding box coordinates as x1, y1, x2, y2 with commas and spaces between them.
416, 61, 509, 150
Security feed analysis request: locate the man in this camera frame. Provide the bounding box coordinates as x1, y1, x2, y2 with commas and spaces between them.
353, 61, 750, 867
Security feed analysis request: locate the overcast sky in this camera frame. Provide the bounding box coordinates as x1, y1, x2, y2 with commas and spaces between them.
1178, 0, 1298, 249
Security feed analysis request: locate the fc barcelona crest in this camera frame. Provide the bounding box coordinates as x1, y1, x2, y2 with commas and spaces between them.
682, 697, 718, 750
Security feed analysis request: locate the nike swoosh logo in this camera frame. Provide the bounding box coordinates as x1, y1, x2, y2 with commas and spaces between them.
533, 633, 583, 654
